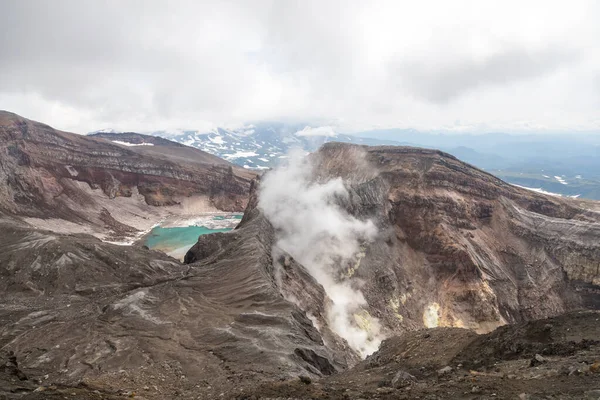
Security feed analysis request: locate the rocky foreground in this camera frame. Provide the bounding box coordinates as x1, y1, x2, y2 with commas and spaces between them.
1, 312, 598, 399
0, 142, 599, 399
246, 311, 600, 400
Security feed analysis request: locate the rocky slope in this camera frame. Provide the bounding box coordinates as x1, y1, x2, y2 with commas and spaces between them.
187, 144, 600, 342
0, 111, 256, 240
1, 142, 599, 399
0, 212, 353, 399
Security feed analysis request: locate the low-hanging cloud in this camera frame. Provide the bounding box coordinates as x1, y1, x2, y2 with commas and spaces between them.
259, 149, 383, 357
0, 1, 598, 133
295, 126, 336, 137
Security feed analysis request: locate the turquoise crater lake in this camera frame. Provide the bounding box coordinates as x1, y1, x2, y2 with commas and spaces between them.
144, 214, 242, 260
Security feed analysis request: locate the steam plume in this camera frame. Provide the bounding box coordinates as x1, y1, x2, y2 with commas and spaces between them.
259, 149, 383, 357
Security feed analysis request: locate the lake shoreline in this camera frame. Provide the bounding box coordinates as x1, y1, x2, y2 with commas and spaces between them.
136, 213, 243, 261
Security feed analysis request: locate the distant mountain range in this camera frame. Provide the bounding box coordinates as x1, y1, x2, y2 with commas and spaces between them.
91, 123, 406, 170
89, 124, 600, 200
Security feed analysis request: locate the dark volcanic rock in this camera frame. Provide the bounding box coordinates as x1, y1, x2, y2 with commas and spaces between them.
0, 351, 27, 381
294, 348, 336, 376
0, 215, 349, 399
2, 140, 600, 399
243, 311, 600, 400
391, 369, 416, 388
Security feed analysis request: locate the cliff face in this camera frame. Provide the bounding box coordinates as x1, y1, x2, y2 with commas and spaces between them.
187, 143, 600, 342
0, 111, 256, 238
308, 144, 599, 333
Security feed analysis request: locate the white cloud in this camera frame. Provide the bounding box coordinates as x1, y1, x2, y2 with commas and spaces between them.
295, 126, 336, 137
0, 0, 599, 134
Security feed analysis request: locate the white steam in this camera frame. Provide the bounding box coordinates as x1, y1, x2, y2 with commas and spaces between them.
259, 149, 383, 357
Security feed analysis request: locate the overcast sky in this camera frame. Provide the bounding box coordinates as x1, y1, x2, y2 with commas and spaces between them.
1, 0, 599, 134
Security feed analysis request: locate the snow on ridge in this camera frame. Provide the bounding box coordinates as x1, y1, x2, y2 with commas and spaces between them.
223, 151, 258, 159
209, 135, 225, 145
512, 184, 580, 199
512, 184, 562, 197
554, 176, 568, 185
94, 128, 120, 134
112, 140, 154, 147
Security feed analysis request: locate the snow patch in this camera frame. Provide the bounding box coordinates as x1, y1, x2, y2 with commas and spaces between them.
93, 128, 120, 134
512, 184, 562, 197
112, 140, 154, 147
554, 176, 568, 185
223, 151, 258, 159
209, 135, 225, 145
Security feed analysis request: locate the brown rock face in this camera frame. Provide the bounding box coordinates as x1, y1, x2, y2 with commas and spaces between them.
307, 143, 599, 334
0, 111, 256, 228
187, 143, 600, 340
